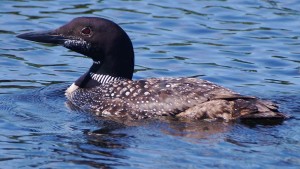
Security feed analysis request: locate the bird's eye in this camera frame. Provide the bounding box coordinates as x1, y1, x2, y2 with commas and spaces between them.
81, 27, 92, 36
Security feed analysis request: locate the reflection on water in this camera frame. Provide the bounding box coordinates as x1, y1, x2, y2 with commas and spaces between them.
0, 0, 300, 168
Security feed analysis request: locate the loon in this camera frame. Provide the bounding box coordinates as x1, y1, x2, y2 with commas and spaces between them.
17, 17, 286, 122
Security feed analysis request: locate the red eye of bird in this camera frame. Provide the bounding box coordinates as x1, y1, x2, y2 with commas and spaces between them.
81, 27, 92, 36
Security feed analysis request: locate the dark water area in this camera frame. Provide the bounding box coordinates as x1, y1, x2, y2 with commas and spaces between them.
0, 0, 300, 168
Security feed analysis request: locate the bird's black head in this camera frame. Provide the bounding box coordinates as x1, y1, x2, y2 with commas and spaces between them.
17, 17, 134, 81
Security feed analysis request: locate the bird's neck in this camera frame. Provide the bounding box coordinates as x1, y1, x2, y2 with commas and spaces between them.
74, 58, 133, 88
74, 31, 135, 88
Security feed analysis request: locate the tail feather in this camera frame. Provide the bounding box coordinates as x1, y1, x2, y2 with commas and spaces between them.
238, 99, 286, 119
177, 95, 287, 123
219, 95, 286, 120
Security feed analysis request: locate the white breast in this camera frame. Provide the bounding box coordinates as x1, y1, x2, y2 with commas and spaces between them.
65, 83, 79, 95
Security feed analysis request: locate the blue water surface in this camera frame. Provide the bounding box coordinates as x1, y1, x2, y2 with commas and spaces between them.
0, 0, 299, 168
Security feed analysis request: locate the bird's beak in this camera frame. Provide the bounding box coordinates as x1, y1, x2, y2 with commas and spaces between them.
17, 30, 67, 45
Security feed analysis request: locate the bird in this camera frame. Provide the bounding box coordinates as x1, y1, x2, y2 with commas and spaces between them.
17, 17, 286, 122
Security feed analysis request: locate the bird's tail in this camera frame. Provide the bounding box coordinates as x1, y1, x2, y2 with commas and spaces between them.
177, 95, 287, 124
234, 98, 287, 124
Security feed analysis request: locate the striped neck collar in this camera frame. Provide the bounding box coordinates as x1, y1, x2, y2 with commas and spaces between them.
89, 72, 123, 84
93, 60, 101, 65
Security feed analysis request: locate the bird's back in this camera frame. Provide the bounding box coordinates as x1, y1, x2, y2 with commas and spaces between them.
66, 77, 285, 121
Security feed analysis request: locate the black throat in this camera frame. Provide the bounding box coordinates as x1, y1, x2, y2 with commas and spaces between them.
74, 59, 132, 88
75, 30, 135, 88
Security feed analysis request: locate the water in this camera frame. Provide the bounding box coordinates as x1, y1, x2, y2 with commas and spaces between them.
0, 0, 300, 168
